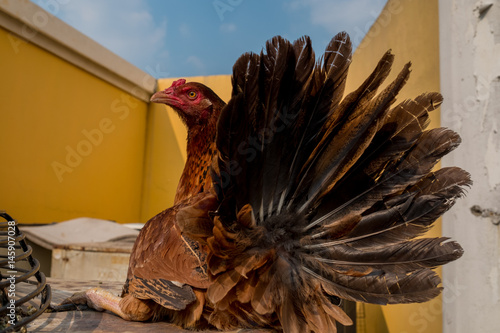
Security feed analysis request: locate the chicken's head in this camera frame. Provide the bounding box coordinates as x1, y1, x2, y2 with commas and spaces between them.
150, 79, 224, 128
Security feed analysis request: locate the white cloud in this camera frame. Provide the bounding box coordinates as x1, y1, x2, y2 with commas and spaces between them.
220, 23, 237, 33
32, 0, 168, 71
179, 23, 191, 38
287, 0, 387, 45
185, 55, 205, 72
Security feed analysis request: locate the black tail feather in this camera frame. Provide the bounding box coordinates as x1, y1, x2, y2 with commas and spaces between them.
209, 33, 471, 332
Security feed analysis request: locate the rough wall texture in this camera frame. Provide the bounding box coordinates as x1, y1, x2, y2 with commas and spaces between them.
440, 1, 500, 332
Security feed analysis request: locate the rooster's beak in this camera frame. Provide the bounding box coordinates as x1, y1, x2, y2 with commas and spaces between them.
150, 90, 172, 104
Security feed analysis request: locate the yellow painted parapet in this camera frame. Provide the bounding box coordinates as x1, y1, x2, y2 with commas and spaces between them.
0, 0, 232, 225
0, 1, 233, 224
0, 1, 155, 224
0, 27, 148, 223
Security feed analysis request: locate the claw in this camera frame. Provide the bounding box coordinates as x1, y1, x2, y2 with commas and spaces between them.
58, 288, 106, 311
47, 303, 89, 313
52, 287, 132, 319
50, 287, 154, 322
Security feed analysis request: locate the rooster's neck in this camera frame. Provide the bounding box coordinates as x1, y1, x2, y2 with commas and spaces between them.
174, 122, 217, 204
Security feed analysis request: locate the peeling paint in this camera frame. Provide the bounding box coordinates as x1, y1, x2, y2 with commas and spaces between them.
441, 0, 500, 332
490, 266, 499, 304
475, 1, 494, 19
485, 119, 500, 190
471, 205, 500, 225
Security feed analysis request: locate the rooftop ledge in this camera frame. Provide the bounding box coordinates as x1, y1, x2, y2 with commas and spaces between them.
0, 0, 156, 102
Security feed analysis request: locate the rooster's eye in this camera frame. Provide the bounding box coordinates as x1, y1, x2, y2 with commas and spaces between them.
187, 91, 197, 99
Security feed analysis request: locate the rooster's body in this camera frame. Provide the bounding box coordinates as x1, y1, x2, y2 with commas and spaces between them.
120, 79, 225, 326
60, 33, 470, 332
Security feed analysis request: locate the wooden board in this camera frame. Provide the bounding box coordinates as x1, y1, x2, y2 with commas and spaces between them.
20, 219, 139, 250
23, 279, 271, 333
51, 245, 132, 281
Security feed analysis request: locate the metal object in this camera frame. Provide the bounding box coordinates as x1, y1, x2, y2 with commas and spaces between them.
0, 211, 51, 333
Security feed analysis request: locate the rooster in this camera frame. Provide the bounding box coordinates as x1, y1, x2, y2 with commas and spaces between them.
59, 32, 471, 332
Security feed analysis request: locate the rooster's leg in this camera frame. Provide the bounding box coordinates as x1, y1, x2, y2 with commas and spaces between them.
54, 287, 153, 321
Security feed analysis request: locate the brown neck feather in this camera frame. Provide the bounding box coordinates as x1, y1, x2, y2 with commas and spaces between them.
173, 102, 223, 204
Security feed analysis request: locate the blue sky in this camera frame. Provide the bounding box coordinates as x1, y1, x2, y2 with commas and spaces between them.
31, 0, 387, 78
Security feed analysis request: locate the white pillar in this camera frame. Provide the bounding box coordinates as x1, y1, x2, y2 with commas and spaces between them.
439, 0, 500, 332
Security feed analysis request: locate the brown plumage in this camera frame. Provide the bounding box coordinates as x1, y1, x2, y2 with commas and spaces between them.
120, 191, 219, 326
121, 79, 225, 327
58, 33, 471, 333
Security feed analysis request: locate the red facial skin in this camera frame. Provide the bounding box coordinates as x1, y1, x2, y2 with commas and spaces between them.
150, 79, 220, 128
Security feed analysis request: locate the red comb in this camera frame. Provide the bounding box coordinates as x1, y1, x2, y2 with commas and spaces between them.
171, 79, 186, 87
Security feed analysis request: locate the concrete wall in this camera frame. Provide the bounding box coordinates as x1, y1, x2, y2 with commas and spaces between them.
440, 1, 500, 332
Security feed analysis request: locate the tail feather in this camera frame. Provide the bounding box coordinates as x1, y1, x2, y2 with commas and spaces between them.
289, 50, 393, 210
259, 37, 311, 217
285, 33, 352, 213
362, 92, 442, 177
308, 127, 463, 233
312, 265, 443, 305
294, 62, 412, 214
309, 238, 463, 273
209, 33, 471, 332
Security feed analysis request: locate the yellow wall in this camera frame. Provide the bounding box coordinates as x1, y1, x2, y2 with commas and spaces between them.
0, 27, 148, 223
345, 1, 442, 332
0, 22, 232, 224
